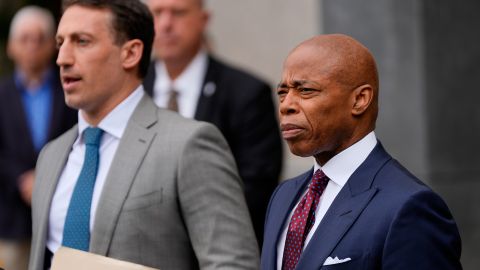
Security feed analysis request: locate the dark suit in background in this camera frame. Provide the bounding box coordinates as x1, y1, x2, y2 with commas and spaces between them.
0, 71, 77, 240
144, 56, 283, 244
144, 0, 283, 245
0, 6, 77, 270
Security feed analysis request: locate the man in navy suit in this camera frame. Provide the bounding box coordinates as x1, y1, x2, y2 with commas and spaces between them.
143, 0, 282, 246
261, 34, 462, 269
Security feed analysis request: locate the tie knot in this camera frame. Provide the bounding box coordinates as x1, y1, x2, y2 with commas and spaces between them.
310, 169, 329, 194
83, 127, 103, 146
167, 88, 180, 112
169, 89, 179, 97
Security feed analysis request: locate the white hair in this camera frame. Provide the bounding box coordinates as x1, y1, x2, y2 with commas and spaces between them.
9, 6, 56, 40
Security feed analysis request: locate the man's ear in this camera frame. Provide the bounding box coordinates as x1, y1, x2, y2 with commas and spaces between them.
351, 84, 374, 116
121, 39, 143, 71
201, 10, 210, 28
6, 40, 15, 60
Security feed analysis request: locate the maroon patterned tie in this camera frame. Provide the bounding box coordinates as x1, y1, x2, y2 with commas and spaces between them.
282, 169, 329, 270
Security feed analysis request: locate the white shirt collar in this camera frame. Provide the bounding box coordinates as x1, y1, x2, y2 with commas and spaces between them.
314, 131, 378, 187
156, 49, 208, 95
174, 50, 208, 95
154, 50, 208, 118
77, 85, 145, 140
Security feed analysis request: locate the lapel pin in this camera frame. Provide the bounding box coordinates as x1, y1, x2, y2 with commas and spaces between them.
203, 82, 216, 97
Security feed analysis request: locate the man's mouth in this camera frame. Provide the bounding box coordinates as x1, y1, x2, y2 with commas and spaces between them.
281, 123, 304, 139
157, 34, 176, 44
61, 75, 82, 90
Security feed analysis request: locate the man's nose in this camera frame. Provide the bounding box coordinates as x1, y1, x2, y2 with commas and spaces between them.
56, 42, 73, 67
21, 35, 46, 49
279, 91, 300, 116
156, 11, 174, 31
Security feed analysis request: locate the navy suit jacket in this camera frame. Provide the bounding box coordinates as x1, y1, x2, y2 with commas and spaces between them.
0, 71, 77, 240
261, 142, 462, 269
144, 55, 283, 244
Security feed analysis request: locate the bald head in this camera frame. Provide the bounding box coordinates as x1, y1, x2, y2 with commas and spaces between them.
7, 6, 56, 77
286, 34, 379, 123
292, 34, 378, 94
279, 34, 379, 162
9, 6, 55, 40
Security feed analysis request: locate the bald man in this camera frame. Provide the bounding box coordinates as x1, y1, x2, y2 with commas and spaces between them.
0, 6, 76, 270
261, 34, 462, 269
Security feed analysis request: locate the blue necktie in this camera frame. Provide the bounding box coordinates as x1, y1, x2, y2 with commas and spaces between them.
62, 127, 103, 251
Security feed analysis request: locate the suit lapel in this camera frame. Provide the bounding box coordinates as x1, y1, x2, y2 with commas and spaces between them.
296, 187, 378, 269
143, 57, 219, 121
263, 169, 313, 269
90, 96, 157, 255
296, 143, 392, 269
194, 56, 218, 121
47, 75, 65, 140
34, 127, 78, 262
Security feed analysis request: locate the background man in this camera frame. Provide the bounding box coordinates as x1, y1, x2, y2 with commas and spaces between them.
29, 1, 258, 269
143, 0, 283, 244
0, 6, 76, 270
261, 34, 462, 269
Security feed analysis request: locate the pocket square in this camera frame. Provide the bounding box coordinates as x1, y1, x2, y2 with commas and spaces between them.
323, 256, 352, 265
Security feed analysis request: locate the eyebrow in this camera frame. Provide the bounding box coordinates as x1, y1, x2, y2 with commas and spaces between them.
277, 80, 319, 89
56, 31, 93, 39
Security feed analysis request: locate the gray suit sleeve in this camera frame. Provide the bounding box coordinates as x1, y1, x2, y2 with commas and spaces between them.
177, 123, 260, 270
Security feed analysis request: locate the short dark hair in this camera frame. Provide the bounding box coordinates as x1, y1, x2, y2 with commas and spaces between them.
62, 0, 154, 78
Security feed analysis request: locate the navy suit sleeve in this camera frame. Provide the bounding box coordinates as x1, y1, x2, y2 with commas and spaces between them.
0, 97, 27, 195
383, 190, 462, 269
0, 141, 25, 194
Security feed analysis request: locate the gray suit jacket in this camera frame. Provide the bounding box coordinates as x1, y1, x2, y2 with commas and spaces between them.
29, 95, 259, 270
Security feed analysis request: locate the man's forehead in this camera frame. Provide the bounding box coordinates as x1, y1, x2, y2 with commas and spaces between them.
61, 5, 111, 21
12, 17, 50, 38
284, 50, 336, 76
277, 78, 321, 88
57, 6, 111, 35
14, 21, 46, 34
148, 0, 202, 8
280, 56, 340, 90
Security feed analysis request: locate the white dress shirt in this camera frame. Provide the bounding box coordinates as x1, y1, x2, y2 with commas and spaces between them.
47, 86, 144, 253
152, 50, 208, 119
276, 132, 378, 269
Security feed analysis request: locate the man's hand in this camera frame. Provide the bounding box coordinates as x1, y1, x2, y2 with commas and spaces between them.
18, 170, 35, 205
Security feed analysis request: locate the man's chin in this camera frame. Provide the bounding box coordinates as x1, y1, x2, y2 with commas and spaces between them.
154, 48, 186, 62
287, 143, 315, 158
64, 98, 82, 111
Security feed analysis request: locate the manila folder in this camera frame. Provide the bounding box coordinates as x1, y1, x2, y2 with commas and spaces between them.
51, 247, 159, 270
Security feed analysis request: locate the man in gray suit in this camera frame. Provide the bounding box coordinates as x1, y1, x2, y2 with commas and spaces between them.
28, 0, 259, 269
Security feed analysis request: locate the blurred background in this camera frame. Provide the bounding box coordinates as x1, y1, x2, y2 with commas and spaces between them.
0, 0, 62, 75
0, 0, 478, 268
